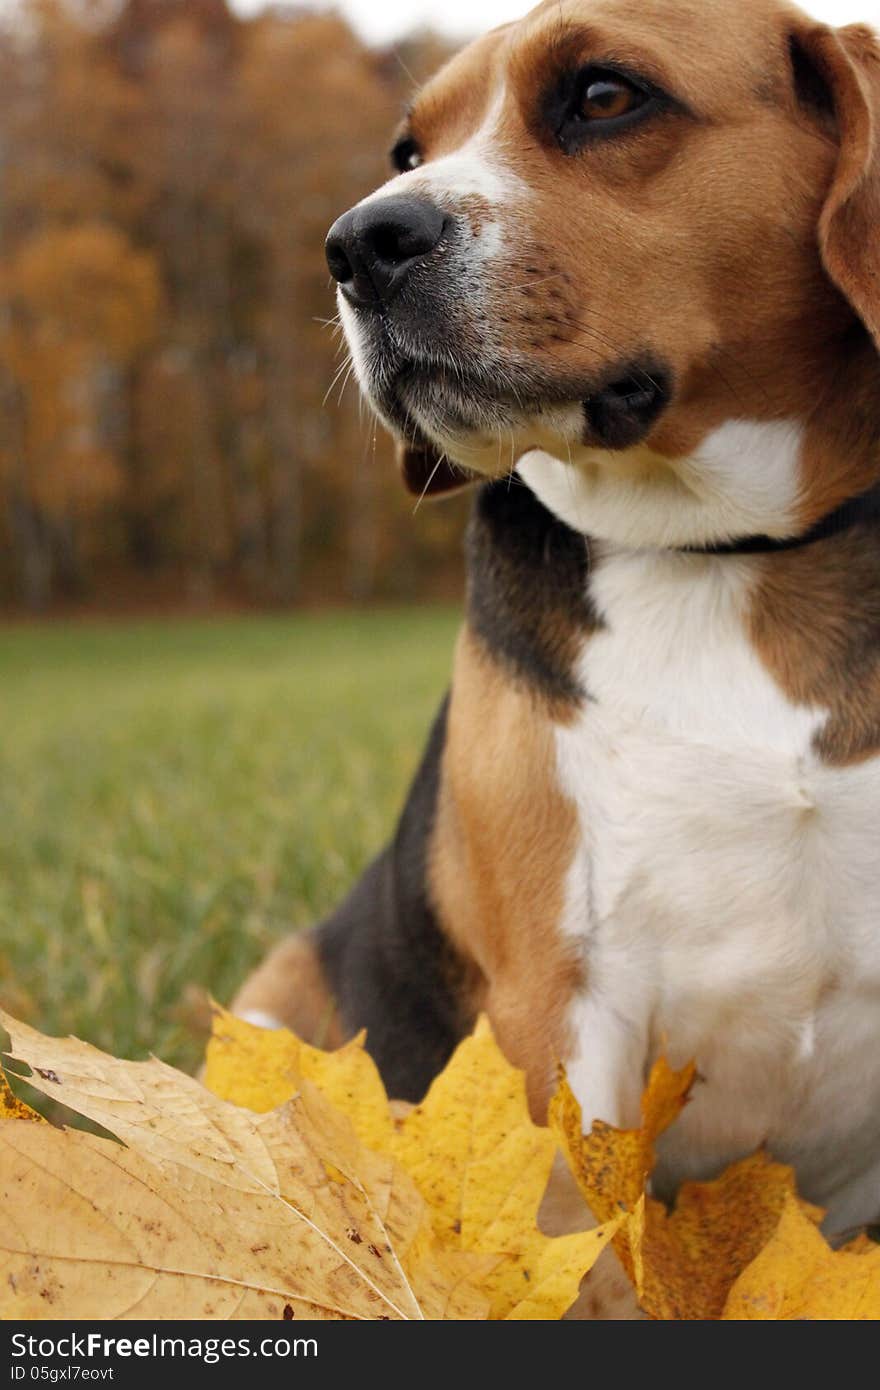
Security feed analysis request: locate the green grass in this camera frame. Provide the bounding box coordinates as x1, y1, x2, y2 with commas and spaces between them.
0, 607, 461, 1074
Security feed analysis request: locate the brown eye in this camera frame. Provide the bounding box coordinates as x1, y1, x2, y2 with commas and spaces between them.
578, 75, 644, 122
551, 65, 671, 154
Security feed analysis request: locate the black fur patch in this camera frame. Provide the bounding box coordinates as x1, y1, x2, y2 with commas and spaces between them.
584, 363, 672, 450
314, 478, 596, 1099
465, 477, 599, 704
315, 695, 474, 1101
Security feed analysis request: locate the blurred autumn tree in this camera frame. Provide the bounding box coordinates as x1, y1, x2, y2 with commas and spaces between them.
0, 0, 466, 610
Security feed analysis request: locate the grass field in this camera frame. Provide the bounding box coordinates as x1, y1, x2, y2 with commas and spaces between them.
0, 607, 461, 1075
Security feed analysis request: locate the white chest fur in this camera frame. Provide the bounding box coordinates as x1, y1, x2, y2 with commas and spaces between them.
555, 546, 880, 1231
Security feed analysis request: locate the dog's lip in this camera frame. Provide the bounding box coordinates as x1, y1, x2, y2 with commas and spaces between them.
373, 360, 493, 444
371, 377, 467, 458
377, 372, 437, 442
388, 358, 482, 413
388, 352, 668, 409
392, 356, 558, 412
374, 349, 674, 451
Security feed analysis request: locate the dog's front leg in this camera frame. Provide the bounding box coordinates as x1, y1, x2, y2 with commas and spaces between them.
538, 980, 652, 1319
562, 986, 650, 1131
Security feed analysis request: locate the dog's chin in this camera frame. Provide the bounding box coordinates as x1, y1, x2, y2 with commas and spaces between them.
366, 380, 518, 478
370, 372, 584, 479
377, 367, 517, 442
389, 406, 565, 482
364, 355, 673, 477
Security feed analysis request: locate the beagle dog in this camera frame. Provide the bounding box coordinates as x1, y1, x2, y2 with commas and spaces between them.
234, 0, 880, 1292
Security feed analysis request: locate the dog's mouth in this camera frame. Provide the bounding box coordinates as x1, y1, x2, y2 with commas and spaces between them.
381, 359, 537, 442
374, 354, 672, 465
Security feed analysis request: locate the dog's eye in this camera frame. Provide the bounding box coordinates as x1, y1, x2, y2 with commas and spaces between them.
577, 73, 645, 123
391, 137, 423, 173
552, 65, 663, 153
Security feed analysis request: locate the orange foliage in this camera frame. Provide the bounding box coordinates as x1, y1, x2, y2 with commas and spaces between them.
0, 0, 464, 609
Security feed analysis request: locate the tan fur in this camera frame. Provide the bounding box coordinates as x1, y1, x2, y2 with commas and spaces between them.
750, 528, 880, 765
230, 933, 344, 1049
428, 627, 583, 1119
795, 342, 880, 528
741, 15, 880, 751
404, 28, 511, 158
810, 22, 880, 353
790, 20, 880, 524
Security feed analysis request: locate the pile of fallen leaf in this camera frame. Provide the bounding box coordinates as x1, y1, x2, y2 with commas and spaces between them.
1, 1006, 877, 1319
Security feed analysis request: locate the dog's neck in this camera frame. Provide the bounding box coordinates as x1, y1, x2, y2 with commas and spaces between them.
683, 479, 880, 557
466, 343, 880, 733
792, 329, 880, 529
515, 331, 880, 557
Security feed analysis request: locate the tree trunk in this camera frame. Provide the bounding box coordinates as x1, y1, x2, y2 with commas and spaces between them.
0, 370, 53, 610
53, 512, 83, 597
9, 493, 52, 610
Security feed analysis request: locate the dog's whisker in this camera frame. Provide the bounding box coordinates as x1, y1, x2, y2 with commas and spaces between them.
322, 353, 354, 409
508, 271, 569, 293
336, 360, 357, 406
412, 453, 448, 514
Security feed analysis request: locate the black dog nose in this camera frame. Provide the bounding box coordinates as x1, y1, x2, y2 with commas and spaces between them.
325, 196, 447, 308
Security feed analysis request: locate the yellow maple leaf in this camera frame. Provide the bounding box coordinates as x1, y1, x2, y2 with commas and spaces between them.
723, 1195, 880, 1320
550, 1061, 829, 1319
632, 1152, 824, 1319
391, 1017, 621, 1319
1, 1067, 44, 1123
0, 1008, 489, 1320
550, 1058, 695, 1226
205, 1007, 392, 1152
2, 1008, 617, 1321
206, 1007, 619, 1319
10, 1005, 871, 1321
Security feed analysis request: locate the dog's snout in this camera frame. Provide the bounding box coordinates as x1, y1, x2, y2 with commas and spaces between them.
325, 196, 447, 308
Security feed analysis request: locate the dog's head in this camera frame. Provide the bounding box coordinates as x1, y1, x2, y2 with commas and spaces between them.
326, 0, 880, 546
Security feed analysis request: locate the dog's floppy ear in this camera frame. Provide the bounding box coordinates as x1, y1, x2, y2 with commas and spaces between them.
396, 439, 477, 498
792, 22, 880, 348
